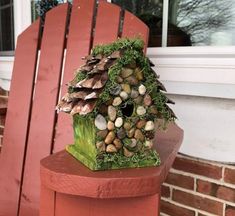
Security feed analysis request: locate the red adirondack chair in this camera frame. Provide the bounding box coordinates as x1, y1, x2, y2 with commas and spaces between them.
0, 0, 183, 216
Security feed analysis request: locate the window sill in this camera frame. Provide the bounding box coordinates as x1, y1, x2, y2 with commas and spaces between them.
0, 56, 14, 90
0, 56, 14, 61
147, 46, 235, 99
147, 46, 235, 58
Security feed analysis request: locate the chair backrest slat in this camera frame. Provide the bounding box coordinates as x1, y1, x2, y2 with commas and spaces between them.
54, 0, 96, 152
0, 20, 40, 216
122, 10, 149, 52
93, 2, 121, 46
18, 4, 69, 216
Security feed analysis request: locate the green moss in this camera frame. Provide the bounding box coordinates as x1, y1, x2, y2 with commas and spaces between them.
96, 149, 161, 170
92, 38, 144, 56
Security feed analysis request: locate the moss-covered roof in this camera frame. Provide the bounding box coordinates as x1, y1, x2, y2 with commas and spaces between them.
56, 38, 176, 122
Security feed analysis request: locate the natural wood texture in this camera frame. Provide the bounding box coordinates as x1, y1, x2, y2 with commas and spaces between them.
0, 20, 40, 216
93, 2, 121, 46
41, 123, 183, 198
54, 0, 96, 152
40, 123, 183, 216
19, 5, 69, 216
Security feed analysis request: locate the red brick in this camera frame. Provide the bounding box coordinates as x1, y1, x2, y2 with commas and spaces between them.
0, 136, 2, 152
197, 179, 235, 203
0, 96, 8, 106
224, 168, 235, 184
0, 127, 4, 136
197, 180, 214, 195
226, 205, 235, 216
172, 189, 223, 215
161, 185, 170, 198
217, 186, 235, 203
0, 87, 8, 96
161, 200, 195, 216
173, 157, 222, 179
0, 107, 7, 115
0, 115, 6, 126
198, 214, 207, 216
0, 96, 8, 116
165, 172, 194, 190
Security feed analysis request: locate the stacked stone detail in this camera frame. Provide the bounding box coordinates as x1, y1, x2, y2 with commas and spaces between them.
56, 39, 176, 170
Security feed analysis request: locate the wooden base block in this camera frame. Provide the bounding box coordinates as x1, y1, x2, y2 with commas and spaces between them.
55, 193, 160, 216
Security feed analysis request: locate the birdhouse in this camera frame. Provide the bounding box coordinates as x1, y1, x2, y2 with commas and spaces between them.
56, 38, 176, 170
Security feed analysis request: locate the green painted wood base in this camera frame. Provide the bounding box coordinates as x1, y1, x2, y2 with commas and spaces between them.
66, 145, 98, 170
69, 115, 161, 171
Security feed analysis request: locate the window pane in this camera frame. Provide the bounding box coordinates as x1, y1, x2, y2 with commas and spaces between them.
168, 0, 235, 46
0, 0, 14, 52
111, 0, 163, 47
0, 0, 11, 7
31, 0, 66, 22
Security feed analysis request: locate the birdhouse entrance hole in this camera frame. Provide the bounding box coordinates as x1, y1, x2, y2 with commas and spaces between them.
121, 103, 134, 117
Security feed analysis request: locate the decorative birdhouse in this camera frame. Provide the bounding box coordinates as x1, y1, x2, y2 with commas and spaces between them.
56, 38, 176, 171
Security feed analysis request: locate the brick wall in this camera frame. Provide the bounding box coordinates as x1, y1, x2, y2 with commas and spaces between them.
161, 154, 235, 216
0, 87, 8, 151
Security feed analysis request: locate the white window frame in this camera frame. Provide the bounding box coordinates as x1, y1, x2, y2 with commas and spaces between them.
1, 0, 235, 100
0, 0, 31, 90
0, 0, 15, 56
148, 46, 235, 99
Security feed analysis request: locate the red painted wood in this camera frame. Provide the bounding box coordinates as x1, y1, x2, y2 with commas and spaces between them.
93, 2, 121, 47
54, 193, 159, 216
122, 10, 149, 53
54, 0, 96, 152
0, 20, 40, 216
40, 186, 55, 216
18, 4, 69, 216
40, 123, 183, 198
